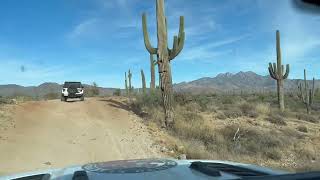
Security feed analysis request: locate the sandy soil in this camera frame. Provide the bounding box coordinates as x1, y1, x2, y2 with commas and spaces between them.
0, 97, 164, 175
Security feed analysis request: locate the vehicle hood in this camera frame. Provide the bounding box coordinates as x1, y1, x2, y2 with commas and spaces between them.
1, 159, 287, 180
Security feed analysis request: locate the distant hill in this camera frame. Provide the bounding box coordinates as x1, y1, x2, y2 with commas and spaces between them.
0, 83, 117, 98
174, 71, 320, 94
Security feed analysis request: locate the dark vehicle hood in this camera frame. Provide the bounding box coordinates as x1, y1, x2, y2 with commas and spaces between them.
1, 159, 288, 180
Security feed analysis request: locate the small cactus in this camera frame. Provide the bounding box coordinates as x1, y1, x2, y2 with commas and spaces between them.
298, 69, 315, 114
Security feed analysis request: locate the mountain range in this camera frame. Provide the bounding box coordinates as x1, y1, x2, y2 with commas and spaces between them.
173, 71, 320, 94
0, 71, 318, 97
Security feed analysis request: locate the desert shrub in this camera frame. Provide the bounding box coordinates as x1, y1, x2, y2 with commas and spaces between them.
294, 148, 318, 172
174, 92, 192, 106
239, 103, 259, 118
220, 96, 234, 104
0, 97, 14, 104
134, 90, 162, 108
223, 108, 243, 118
297, 125, 308, 133
113, 89, 121, 96
264, 149, 282, 160
91, 82, 99, 96
255, 103, 270, 114
184, 140, 212, 159
85, 82, 100, 97
217, 125, 286, 158
192, 95, 211, 111
265, 114, 287, 126
215, 112, 227, 120
296, 113, 318, 123
184, 102, 201, 112
281, 127, 305, 139
12, 95, 34, 102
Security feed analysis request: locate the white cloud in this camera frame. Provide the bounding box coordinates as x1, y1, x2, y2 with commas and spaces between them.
178, 34, 249, 62
68, 18, 102, 39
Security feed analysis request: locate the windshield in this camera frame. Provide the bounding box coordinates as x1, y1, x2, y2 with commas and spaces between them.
63, 82, 82, 88
0, 0, 319, 179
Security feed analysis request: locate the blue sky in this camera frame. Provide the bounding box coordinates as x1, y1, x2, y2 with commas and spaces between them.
0, 0, 319, 88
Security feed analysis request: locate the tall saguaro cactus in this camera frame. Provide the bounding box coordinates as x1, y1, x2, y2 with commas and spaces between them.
268, 30, 290, 112
125, 72, 128, 97
150, 54, 157, 90
142, 0, 185, 127
141, 69, 146, 94
298, 69, 315, 114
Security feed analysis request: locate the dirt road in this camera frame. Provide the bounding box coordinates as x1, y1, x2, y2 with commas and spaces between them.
0, 97, 163, 175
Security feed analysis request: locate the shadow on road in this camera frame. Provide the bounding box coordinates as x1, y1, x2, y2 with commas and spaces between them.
99, 99, 131, 111
99, 98, 148, 118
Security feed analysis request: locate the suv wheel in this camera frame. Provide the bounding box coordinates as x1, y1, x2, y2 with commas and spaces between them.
80, 96, 84, 101
61, 96, 67, 102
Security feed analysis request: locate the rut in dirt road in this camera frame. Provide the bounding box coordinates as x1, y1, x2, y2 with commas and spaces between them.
0, 97, 164, 175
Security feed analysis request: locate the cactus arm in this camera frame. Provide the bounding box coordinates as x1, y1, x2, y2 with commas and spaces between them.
175, 16, 185, 54
142, 13, 157, 54
283, 64, 290, 79
169, 36, 178, 59
169, 16, 185, 60
268, 63, 278, 79
268, 63, 277, 79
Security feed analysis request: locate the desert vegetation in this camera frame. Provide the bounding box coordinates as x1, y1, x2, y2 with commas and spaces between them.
130, 91, 320, 172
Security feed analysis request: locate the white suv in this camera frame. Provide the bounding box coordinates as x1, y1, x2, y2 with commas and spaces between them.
61, 82, 84, 102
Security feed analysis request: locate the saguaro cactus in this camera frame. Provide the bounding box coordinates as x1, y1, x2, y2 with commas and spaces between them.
128, 69, 132, 97
125, 72, 128, 96
298, 69, 315, 114
268, 30, 290, 112
150, 54, 157, 90
142, 0, 185, 127
141, 69, 146, 94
